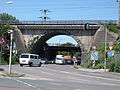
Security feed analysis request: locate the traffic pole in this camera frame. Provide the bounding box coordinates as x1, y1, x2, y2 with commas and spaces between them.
9, 30, 13, 75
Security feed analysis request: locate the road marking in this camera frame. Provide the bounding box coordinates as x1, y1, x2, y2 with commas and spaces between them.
13, 78, 41, 90
41, 71, 54, 75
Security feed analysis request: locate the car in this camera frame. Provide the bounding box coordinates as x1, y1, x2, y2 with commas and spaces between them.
55, 58, 65, 64
64, 59, 74, 65
48, 59, 55, 64
41, 58, 49, 64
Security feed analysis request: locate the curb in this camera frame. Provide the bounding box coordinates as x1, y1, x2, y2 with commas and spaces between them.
78, 68, 109, 73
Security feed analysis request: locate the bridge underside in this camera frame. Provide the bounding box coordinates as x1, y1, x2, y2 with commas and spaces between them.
34, 46, 81, 60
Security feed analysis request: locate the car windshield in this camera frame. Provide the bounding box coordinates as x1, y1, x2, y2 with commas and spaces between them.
65, 59, 73, 61
56, 58, 63, 60
21, 55, 29, 58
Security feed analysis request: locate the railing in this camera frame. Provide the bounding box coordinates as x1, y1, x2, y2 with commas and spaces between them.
47, 43, 79, 47
0, 20, 117, 25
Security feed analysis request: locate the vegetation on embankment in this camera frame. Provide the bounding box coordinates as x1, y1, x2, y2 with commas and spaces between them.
81, 24, 120, 73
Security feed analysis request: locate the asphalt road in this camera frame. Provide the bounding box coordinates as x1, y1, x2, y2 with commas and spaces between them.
0, 64, 120, 90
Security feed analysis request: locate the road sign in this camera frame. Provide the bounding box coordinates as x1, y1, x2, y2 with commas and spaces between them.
0, 36, 7, 45
109, 45, 113, 51
108, 50, 115, 56
91, 50, 98, 61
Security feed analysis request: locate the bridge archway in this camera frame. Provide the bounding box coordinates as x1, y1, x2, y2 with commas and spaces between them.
30, 32, 81, 59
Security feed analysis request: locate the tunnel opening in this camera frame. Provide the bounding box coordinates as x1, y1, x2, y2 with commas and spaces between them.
30, 33, 81, 60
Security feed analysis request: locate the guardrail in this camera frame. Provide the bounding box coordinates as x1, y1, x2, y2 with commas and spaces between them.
0, 20, 117, 25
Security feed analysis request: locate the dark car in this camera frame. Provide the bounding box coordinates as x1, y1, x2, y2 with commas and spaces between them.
65, 59, 74, 65
41, 58, 49, 64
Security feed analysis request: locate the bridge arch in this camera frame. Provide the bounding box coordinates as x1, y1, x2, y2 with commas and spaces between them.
29, 31, 82, 58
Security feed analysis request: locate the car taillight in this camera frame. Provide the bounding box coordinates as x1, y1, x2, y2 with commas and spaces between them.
28, 60, 30, 63
18, 60, 20, 63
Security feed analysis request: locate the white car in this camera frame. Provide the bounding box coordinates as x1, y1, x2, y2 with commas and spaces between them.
55, 58, 65, 64
19, 53, 42, 67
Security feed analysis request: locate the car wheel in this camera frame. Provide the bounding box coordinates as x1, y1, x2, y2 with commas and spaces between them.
38, 63, 41, 67
20, 64, 23, 67
29, 62, 33, 67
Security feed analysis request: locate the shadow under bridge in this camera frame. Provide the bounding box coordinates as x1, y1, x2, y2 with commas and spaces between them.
41, 46, 81, 60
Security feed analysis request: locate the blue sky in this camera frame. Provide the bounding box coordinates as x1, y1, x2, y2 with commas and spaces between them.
0, 0, 118, 44
0, 0, 118, 20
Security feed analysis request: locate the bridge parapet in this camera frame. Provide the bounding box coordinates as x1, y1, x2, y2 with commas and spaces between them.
17, 24, 100, 30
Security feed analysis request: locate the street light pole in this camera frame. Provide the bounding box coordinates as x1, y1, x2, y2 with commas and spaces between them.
5, 1, 13, 4
9, 30, 13, 75
117, 0, 120, 25
104, 26, 107, 72
59, 39, 65, 46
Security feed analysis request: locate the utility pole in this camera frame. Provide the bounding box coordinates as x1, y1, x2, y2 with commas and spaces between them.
39, 9, 50, 21
9, 30, 13, 75
104, 26, 107, 72
117, 0, 120, 25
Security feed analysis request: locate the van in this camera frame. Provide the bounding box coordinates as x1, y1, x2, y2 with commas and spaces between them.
55, 55, 65, 64
19, 53, 42, 67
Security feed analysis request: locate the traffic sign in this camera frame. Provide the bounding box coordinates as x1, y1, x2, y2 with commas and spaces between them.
108, 51, 115, 56
91, 50, 98, 61
0, 36, 7, 45
109, 45, 113, 51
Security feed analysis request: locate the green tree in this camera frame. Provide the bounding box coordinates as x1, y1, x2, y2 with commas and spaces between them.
0, 13, 19, 64
0, 13, 19, 24
59, 42, 75, 47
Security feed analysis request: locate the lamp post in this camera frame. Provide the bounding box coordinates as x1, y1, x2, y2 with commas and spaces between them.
59, 39, 65, 46
8, 30, 13, 75
117, 0, 120, 25
104, 26, 107, 72
5, 1, 13, 4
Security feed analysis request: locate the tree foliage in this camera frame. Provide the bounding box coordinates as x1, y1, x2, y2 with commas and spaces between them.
0, 13, 19, 24
59, 42, 75, 47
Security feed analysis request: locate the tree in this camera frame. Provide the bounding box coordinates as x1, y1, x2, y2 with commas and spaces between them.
0, 13, 19, 64
0, 13, 19, 24
59, 42, 75, 47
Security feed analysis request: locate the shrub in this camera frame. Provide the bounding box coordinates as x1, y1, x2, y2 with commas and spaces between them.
95, 64, 104, 69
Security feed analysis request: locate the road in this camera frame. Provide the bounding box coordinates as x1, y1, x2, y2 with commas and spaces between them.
0, 64, 120, 90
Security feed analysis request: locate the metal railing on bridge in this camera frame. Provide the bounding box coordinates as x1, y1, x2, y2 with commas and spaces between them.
47, 43, 79, 47
0, 20, 117, 25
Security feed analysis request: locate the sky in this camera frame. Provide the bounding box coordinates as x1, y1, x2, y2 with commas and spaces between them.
0, 0, 118, 44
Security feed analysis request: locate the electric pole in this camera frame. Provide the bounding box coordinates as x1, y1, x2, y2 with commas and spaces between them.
39, 9, 50, 21
117, 0, 120, 25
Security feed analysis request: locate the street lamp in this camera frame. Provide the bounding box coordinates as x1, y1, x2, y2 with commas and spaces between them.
8, 30, 13, 75
117, 0, 120, 25
59, 39, 65, 46
5, 1, 13, 4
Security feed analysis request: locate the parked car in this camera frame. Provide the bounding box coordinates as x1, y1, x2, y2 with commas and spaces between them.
55, 55, 65, 64
19, 53, 42, 67
65, 59, 74, 65
48, 59, 55, 64
41, 58, 49, 64
55, 58, 65, 64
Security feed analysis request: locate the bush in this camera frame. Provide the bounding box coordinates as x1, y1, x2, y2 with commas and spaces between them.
11, 55, 19, 64
95, 64, 104, 69
107, 57, 120, 73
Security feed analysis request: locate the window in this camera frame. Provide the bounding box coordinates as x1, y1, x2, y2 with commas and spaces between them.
21, 55, 29, 58
35, 56, 38, 59
30, 55, 35, 59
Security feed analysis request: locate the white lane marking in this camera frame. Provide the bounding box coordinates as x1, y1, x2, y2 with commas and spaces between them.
50, 82, 62, 86
41, 71, 54, 75
38, 77, 54, 81
14, 79, 41, 90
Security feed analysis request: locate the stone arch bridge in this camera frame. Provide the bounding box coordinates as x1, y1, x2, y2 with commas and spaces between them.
12, 21, 118, 58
